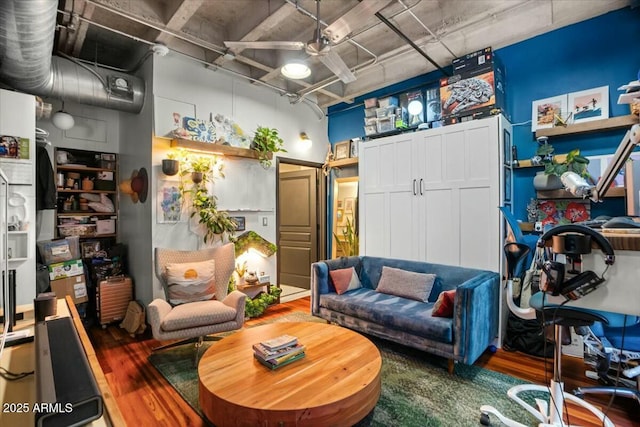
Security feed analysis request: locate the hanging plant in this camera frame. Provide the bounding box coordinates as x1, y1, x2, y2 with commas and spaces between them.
251, 126, 287, 168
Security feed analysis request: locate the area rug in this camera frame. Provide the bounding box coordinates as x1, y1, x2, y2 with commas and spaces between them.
148, 312, 539, 426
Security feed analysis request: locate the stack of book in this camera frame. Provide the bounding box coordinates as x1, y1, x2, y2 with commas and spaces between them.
253, 334, 305, 370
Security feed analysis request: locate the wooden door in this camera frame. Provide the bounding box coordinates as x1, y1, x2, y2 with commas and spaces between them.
278, 169, 318, 289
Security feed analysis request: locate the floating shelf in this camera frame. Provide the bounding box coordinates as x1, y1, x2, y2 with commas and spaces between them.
171, 138, 271, 160
536, 187, 625, 199
535, 115, 638, 138
328, 157, 358, 168
57, 165, 116, 173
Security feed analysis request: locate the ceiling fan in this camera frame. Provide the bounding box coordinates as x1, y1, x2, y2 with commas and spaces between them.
224, 0, 391, 84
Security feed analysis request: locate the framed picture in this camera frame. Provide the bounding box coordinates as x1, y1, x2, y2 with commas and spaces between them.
336, 208, 344, 223
503, 168, 512, 203
337, 199, 343, 209
350, 138, 359, 158
334, 141, 350, 160
344, 197, 355, 212
568, 86, 609, 124
157, 179, 183, 223
231, 216, 246, 231
503, 130, 512, 166
531, 95, 567, 131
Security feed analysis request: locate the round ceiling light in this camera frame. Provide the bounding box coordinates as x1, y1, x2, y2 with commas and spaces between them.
52, 109, 75, 130
281, 61, 311, 80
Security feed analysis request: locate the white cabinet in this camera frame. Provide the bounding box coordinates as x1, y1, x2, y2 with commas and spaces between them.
359, 115, 511, 273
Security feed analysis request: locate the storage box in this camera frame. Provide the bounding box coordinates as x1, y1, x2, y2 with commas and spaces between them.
376, 115, 396, 133
48, 259, 84, 280
439, 46, 507, 123
378, 96, 399, 108
50, 274, 88, 304
96, 219, 116, 235
37, 237, 81, 265
57, 223, 96, 237
364, 97, 378, 108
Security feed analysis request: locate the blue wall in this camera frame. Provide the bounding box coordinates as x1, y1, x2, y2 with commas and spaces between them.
327, 7, 640, 221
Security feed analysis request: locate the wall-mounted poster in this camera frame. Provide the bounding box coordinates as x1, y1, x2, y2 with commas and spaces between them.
568, 86, 609, 124
0, 135, 32, 185
157, 180, 183, 223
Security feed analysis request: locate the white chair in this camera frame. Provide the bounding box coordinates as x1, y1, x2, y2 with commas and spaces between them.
480, 240, 614, 427
148, 243, 246, 363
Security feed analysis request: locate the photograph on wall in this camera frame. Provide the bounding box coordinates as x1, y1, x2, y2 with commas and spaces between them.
504, 168, 511, 203
503, 130, 512, 166
536, 199, 590, 227
531, 95, 567, 131
0, 135, 29, 159
336, 208, 344, 224
568, 86, 609, 124
157, 179, 183, 223
334, 141, 350, 160
231, 216, 246, 231
344, 197, 355, 212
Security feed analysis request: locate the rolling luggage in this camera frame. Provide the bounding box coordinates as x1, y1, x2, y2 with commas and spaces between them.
97, 275, 133, 328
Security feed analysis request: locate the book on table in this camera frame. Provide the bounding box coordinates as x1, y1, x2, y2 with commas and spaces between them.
255, 350, 306, 370
253, 342, 305, 361
259, 334, 298, 351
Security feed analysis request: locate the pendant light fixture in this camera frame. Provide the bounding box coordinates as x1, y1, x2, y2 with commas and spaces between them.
281, 60, 311, 80
52, 101, 75, 130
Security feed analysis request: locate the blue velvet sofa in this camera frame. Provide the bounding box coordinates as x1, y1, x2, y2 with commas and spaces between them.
311, 256, 501, 372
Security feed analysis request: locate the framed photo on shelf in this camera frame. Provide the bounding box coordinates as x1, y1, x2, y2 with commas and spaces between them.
568, 86, 609, 124
334, 141, 350, 160
349, 138, 360, 158
231, 216, 246, 231
344, 197, 354, 212
336, 208, 344, 223
531, 95, 567, 132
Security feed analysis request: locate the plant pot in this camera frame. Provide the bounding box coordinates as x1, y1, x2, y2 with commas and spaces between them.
162, 159, 179, 176
533, 171, 563, 190
191, 171, 203, 184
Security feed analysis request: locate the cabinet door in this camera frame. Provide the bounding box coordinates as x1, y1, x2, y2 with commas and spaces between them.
360, 134, 416, 258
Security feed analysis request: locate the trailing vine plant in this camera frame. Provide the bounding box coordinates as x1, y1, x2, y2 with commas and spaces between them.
175, 151, 238, 243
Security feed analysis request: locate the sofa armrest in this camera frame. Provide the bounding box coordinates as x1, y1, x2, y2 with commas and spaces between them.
311, 262, 329, 315
453, 272, 500, 364
223, 290, 247, 326
148, 298, 172, 339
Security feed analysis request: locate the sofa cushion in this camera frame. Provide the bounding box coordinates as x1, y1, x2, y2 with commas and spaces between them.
376, 266, 437, 303
165, 260, 216, 305
319, 288, 453, 343
432, 290, 456, 318
329, 267, 362, 295
160, 300, 236, 331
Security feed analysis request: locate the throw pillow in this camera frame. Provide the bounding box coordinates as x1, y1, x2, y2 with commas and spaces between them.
329, 267, 362, 295
375, 266, 438, 303
165, 259, 216, 305
432, 289, 456, 318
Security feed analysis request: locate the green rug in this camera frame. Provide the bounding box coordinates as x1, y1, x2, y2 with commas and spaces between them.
148, 312, 540, 426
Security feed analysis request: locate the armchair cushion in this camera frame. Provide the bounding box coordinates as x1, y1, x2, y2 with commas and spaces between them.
329, 267, 362, 295
165, 259, 216, 305
376, 266, 437, 303
160, 300, 236, 332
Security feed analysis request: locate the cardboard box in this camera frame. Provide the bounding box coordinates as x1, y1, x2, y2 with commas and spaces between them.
50, 274, 88, 304
48, 259, 84, 280
439, 47, 507, 123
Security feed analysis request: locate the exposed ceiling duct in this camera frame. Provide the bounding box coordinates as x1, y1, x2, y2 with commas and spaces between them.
0, 0, 144, 114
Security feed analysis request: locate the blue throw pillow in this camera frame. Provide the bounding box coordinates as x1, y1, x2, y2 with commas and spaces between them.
427, 277, 443, 303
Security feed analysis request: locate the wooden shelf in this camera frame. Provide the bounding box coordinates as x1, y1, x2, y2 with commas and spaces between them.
535, 115, 638, 138
58, 212, 116, 216
328, 157, 358, 168
536, 187, 625, 199
58, 189, 117, 194
171, 138, 271, 160
57, 165, 115, 173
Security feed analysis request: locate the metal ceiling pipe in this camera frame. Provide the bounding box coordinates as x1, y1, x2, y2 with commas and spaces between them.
0, 0, 145, 113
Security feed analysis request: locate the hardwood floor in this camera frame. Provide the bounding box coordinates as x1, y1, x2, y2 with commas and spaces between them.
90, 297, 639, 426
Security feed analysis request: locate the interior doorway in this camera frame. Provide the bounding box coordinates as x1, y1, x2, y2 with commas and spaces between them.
276, 158, 325, 301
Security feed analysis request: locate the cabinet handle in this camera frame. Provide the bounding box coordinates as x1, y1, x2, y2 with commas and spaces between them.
419, 178, 423, 195
412, 179, 417, 196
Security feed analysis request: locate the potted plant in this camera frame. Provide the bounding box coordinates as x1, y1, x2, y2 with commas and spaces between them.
533, 139, 590, 190
190, 187, 238, 243
162, 152, 180, 176
188, 156, 211, 184
333, 217, 359, 257
252, 126, 287, 168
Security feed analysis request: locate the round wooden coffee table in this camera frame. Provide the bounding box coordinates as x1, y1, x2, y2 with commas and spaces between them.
198, 322, 381, 426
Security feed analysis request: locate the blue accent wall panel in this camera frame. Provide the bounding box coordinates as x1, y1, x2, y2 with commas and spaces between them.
327, 7, 640, 222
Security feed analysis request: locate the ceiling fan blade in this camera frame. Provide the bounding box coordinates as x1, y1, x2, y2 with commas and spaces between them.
224, 41, 305, 51
318, 50, 356, 84
323, 0, 394, 44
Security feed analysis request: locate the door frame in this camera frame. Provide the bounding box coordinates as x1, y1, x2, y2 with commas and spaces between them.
275, 157, 326, 293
